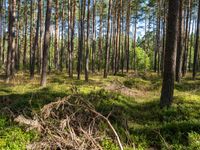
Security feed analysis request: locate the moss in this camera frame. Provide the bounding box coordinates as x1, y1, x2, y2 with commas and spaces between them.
0, 116, 38, 150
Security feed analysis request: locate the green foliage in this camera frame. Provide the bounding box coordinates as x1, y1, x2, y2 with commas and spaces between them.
101, 138, 119, 150
123, 78, 150, 90
0, 117, 38, 150
135, 47, 151, 70
188, 132, 200, 149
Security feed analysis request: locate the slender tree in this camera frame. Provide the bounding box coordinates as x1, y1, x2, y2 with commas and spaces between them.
0, 0, 3, 66
30, 0, 41, 79
77, 0, 86, 80
23, 0, 28, 71
193, 0, 200, 79
160, 0, 179, 107
6, 0, 16, 82
92, 0, 96, 73
85, 0, 90, 81
41, 0, 52, 87
104, 0, 112, 78
54, 0, 59, 70
176, 0, 184, 82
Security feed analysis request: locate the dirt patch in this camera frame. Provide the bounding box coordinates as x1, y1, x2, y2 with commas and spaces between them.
105, 80, 148, 98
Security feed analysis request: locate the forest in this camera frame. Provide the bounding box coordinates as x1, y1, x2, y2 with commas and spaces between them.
0, 0, 200, 149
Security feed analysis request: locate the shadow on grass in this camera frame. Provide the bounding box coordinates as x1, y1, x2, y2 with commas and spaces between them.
85, 90, 200, 148
0, 87, 69, 112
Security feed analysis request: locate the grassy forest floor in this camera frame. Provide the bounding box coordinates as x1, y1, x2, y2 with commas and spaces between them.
0, 71, 200, 150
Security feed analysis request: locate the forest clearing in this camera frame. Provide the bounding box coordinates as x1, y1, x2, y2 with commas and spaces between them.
0, 0, 200, 149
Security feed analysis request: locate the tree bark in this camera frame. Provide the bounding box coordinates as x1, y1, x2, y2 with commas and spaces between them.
54, 0, 59, 70
77, 0, 86, 80
41, 0, 52, 87
103, 0, 112, 78
160, 0, 179, 107
30, 0, 41, 79
193, 0, 200, 79
6, 0, 16, 82
85, 0, 90, 81
176, 0, 184, 82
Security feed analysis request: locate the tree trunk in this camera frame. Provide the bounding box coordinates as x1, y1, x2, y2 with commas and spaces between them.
0, 0, 2, 66
85, 0, 90, 82
6, 0, 16, 82
14, 0, 20, 71
60, 0, 66, 72
133, 6, 138, 71
161, 0, 166, 75
114, 1, 121, 75
125, 1, 131, 73
98, 3, 103, 72
91, 0, 96, 73
30, 0, 41, 79
189, 20, 195, 71
29, 0, 33, 75
69, 0, 76, 78
160, 0, 179, 107
182, 0, 191, 76
176, 0, 184, 82
103, 0, 112, 78
193, 0, 200, 79
54, 0, 59, 70
41, 0, 52, 87
77, 0, 86, 80
154, 0, 161, 73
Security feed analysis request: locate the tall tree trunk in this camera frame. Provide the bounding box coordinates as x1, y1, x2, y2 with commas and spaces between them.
77, 0, 86, 80
54, 0, 59, 70
121, 4, 125, 74
85, 0, 90, 81
39, 0, 44, 73
154, 0, 161, 73
23, 1, 27, 71
193, 0, 200, 79
161, 0, 166, 75
103, 0, 112, 78
41, 0, 52, 87
182, 0, 191, 76
10, 0, 16, 77
29, 0, 33, 74
30, 0, 41, 79
98, 3, 103, 72
69, 0, 76, 78
0, 0, 2, 66
133, 6, 138, 71
160, 0, 179, 107
68, 0, 71, 77
189, 19, 195, 71
176, 0, 184, 82
91, 0, 96, 73
60, 0, 66, 72
6, 0, 16, 82
14, 0, 20, 71
125, 1, 131, 73
114, 1, 121, 75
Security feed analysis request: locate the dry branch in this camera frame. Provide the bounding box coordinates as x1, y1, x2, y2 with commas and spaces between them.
14, 95, 125, 150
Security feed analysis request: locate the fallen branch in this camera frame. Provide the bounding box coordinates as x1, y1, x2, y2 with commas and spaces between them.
89, 109, 124, 150
14, 115, 43, 132
14, 94, 125, 150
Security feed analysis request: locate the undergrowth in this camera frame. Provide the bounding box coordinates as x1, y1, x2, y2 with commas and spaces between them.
0, 72, 199, 149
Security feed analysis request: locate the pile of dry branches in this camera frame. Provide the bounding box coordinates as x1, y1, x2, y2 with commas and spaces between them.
14, 95, 123, 150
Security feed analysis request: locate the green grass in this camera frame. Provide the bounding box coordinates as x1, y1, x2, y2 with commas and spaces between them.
0, 72, 200, 149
